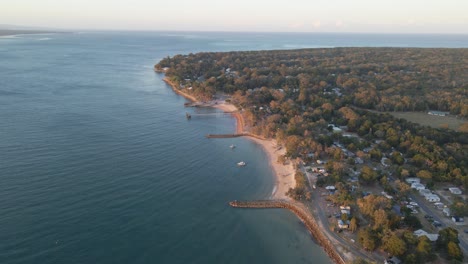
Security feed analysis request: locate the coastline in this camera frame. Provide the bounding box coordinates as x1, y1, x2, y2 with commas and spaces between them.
162, 77, 295, 200
162, 75, 356, 263
0, 30, 61, 38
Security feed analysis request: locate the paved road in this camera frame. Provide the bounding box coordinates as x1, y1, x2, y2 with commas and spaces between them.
308, 190, 384, 262
409, 193, 468, 254
300, 166, 384, 262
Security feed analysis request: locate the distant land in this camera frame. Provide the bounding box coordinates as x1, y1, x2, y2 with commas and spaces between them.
0, 24, 65, 37
0, 29, 60, 37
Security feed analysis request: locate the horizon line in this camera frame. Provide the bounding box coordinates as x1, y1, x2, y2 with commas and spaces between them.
2, 24, 468, 36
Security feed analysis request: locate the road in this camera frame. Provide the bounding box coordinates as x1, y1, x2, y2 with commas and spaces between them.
409, 193, 468, 255
309, 190, 384, 263
301, 166, 384, 262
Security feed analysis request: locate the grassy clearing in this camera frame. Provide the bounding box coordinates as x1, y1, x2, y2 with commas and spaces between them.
387, 112, 467, 131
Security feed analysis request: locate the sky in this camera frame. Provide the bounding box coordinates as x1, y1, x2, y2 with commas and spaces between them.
2, 0, 468, 34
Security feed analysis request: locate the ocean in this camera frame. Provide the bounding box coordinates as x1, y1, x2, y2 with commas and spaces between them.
0, 31, 467, 264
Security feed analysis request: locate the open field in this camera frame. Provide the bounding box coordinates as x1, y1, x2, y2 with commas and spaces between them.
387, 111, 467, 131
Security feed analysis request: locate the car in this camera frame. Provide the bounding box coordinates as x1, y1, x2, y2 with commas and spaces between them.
432, 221, 442, 227
464, 229, 468, 234
424, 214, 434, 219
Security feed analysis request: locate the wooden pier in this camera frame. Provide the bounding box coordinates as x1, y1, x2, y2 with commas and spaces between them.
230, 200, 346, 264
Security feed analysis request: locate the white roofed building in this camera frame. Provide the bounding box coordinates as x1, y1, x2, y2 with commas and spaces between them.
411, 183, 425, 190
414, 229, 439, 242
406, 177, 420, 184
449, 187, 462, 195
425, 194, 441, 202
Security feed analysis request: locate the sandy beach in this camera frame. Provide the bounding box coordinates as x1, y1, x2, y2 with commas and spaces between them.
247, 137, 295, 200
163, 78, 295, 200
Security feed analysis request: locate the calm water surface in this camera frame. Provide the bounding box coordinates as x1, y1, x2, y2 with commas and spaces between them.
1, 31, 466, 264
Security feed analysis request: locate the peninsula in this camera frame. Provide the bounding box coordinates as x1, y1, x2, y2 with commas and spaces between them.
156, 47, 467, 263
0, 29, 59, 37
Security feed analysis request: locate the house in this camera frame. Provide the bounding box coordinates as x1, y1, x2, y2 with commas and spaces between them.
384, 256, 402, 264
406, 177, 420, 184
428, 110, 449, 116
412, 183, 426, 190
413, 229, 439, 242
419, 189, 432, 196
340, 206, 351, 215
448, 187, 462, 195
452, 216, 464, 223
425, 194, 441, 203
381, 191, 393, 199
354, 157, 364, 164
338, 220, 350, 229
328, 124, 343, 133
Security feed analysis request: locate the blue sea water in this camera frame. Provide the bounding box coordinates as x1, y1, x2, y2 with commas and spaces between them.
0, 31, 466, 264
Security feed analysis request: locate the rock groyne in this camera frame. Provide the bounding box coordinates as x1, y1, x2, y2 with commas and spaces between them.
230, 200, 346, 264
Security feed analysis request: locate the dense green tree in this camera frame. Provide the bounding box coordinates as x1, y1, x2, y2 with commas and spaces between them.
359, 166, 378, 185
382, 232, 406, 256
447, 241, 463, 261
357, 227, 377, 251
416, 236, 432, 260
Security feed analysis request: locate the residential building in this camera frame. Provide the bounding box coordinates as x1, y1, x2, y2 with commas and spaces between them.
413, 229, 439, 242
448, 187, 462, 195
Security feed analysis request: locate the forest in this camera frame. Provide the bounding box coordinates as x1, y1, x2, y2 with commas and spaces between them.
156, 48, 467, 188
156, 48, 468, 117
156, 48, 467, 262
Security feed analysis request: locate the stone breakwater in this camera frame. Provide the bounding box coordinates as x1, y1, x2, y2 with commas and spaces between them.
229, 200, 346, 264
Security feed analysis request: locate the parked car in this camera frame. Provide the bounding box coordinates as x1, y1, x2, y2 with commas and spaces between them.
424, 214, 434, 219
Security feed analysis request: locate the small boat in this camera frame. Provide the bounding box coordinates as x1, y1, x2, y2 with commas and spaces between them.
230, 144, 236, 149
186, 112, 191, 119
237, 161, 246, 167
